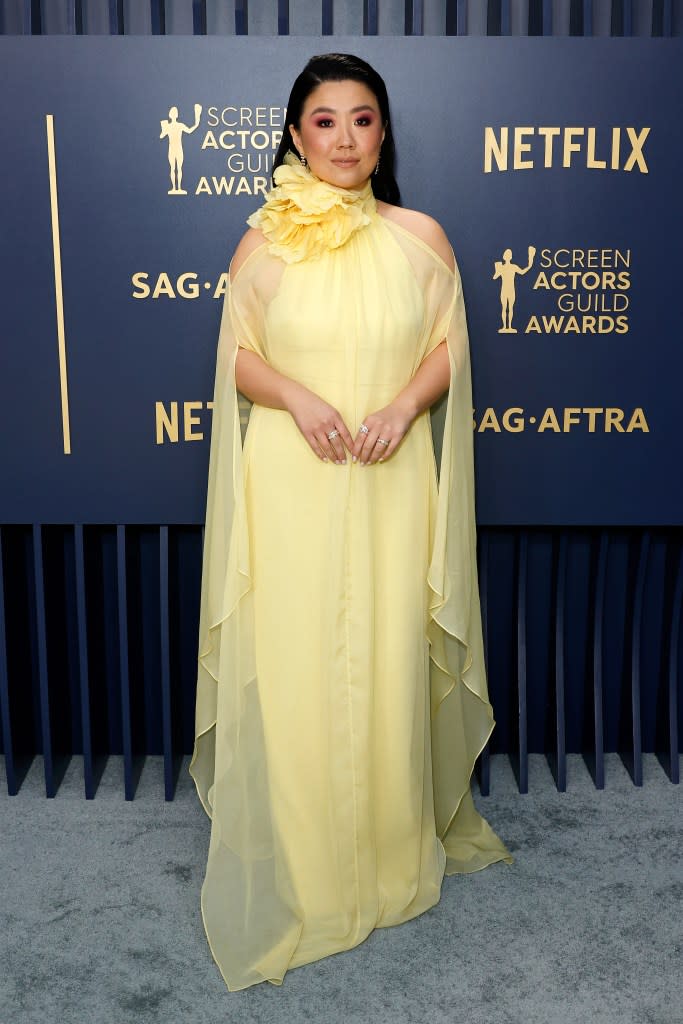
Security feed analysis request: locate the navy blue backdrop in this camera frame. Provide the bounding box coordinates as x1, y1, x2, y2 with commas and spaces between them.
1, 37, 681, 524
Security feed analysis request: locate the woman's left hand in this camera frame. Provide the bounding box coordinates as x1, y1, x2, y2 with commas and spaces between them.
351, 397, 417, 465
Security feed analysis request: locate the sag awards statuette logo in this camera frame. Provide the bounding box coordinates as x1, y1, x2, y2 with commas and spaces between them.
160, 105, 202, 194
491, 247, 631, 335
158, 104, 286, 197
493, 247, 536, 333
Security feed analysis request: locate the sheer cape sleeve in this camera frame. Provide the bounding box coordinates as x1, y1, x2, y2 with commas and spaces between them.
381, 220, 513, 874
189, 245, 302, 992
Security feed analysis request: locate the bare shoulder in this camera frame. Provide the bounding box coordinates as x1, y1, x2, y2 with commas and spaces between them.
375, 201, 455, 272
229, 226, 267, 279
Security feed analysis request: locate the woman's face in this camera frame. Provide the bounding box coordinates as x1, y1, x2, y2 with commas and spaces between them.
288, 79, 386, 190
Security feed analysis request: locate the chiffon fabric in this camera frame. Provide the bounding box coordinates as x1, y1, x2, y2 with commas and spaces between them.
190, 151, 513, 992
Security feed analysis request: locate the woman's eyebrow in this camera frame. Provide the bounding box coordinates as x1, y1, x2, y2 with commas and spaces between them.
308, 105, 375, 115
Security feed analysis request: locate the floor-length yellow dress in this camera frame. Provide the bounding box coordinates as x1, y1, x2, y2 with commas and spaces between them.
189, 151, 513, 992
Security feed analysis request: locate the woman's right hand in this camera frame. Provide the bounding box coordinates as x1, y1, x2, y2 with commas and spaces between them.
282, 381, 354, 464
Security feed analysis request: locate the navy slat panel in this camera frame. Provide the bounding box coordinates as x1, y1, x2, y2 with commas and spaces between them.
457, 0, 467, 33
32, 525, 55, 795
589, 532, 607, 789
552, 533, 567, 791
192, 0, 206, 33
543, 0, 552, 33
525, 531, 551, 759
150, 0, 165, 33
109, 0, 123, 33
97, 529, 120, 759
364, 0, 378, 34
74, 525, 95, 798
478, 531, 491, 796
61, 529, 81, 777
484, 531, 515, 763
666, 543, 682, 783
407, 0, 424, 34
623, 0, 633, 35
583, 0, 593, 33
501, 0, 511, 33
607, 531, 632, 758
569, 0, 582, 33
321, 0, 332, 32
515, 531, 528, 793
159, 526, 174, 799
626, 530, 649, 786
486, 0, 500, 33
235, 0, 247, 34
277, 0, 289, 33
641, 534, 666, 754
116, 525, 135, 798
527, 0, 540, 32
135, 530, 161, 757
0, 528, 16, 794
173, 527, 203, 755
4, 529, 37, 788
27, 529, 42, 776
673, 0, 682, 36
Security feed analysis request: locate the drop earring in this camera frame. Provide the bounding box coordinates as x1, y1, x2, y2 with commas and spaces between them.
374, 152, 381, 176
300, 154, 307, 167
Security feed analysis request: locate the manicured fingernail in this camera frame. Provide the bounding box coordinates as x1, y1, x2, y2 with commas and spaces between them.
352, 456, 357, 462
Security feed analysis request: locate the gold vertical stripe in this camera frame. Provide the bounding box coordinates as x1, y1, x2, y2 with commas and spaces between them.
45, 114, 71, 455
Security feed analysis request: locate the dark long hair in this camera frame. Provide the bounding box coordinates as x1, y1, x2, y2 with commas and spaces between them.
272, 52, 401, 206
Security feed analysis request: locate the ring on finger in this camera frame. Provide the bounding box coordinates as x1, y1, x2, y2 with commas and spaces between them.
377, 438, 389, 446
359, 424, 369, 434
327, 429, 339, 440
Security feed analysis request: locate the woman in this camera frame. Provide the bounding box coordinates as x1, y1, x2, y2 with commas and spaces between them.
189, 52, 513, 993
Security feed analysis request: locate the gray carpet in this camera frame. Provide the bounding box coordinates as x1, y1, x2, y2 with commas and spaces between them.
0, 753, 681, 1024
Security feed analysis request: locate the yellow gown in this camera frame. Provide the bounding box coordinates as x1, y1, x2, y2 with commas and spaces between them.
189, 151, 513, 992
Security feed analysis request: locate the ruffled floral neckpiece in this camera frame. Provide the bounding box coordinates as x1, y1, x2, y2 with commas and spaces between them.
246, 150, 377, 264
